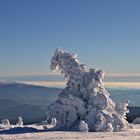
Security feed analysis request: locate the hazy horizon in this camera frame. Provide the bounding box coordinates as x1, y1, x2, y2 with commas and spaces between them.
1, 73, 140, 88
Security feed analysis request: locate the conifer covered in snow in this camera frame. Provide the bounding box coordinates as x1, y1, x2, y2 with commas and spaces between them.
47, 48, 130, 132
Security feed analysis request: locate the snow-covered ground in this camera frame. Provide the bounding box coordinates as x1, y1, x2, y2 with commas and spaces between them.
0, 124, 140, 140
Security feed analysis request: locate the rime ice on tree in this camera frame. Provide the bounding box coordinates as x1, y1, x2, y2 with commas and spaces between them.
47, 48, 130, 132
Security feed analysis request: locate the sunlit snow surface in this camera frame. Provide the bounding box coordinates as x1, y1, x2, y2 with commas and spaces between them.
0, 124, 140, 140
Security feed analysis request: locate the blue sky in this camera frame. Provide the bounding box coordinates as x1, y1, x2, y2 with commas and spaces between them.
0, 0, 140, 77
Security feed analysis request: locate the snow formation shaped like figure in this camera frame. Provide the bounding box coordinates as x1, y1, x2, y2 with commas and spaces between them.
47, 48, 130, 132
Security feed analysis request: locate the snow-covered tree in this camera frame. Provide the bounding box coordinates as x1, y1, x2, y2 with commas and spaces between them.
79, 120, 88, 132
47, 48, 130, 132
17, 116, 23, 127
42, 117, 57, 130
1, 119, 10, 129
115, 101, 129, 119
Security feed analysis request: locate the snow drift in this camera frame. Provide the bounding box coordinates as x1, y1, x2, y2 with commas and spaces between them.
46, 48, 130, 132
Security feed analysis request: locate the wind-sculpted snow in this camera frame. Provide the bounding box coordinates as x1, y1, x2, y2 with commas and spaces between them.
47, 48, 130, 132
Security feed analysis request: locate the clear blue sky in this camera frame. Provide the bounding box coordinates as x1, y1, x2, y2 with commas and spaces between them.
0, 0, 140, 76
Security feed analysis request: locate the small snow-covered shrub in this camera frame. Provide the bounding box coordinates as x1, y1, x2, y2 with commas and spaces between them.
106, 123, 113, 132
0, 117, 24, 130
51, 118, 57, 126
79, 121, 88, 132
42, 117, 57, 130
116, 101, 129, 118
16, 116, 23, 127
1, 119, 11, 129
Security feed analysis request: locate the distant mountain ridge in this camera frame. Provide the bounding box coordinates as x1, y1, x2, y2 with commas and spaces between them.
0, 81, 60, 107
0, 82, 140, 123
0, 98, 46, 124
108, 88, 140, 107
0, 82, 61, 123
